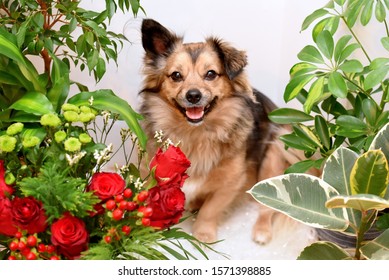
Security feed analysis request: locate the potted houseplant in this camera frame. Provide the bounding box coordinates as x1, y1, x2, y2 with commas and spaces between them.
249, 0, 389, 259
0, 0, 215, 260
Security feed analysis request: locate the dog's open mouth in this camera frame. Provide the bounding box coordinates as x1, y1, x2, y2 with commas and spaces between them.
175, 97, 218, 124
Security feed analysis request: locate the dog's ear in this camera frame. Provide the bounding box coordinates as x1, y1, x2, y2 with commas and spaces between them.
208, 38, 248, 80
141, 19, 180, 57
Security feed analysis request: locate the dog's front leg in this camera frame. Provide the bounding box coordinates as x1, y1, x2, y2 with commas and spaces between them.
192, 157, 246, 243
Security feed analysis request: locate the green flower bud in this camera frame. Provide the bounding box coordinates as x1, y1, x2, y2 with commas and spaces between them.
22, 136, 40, 148
0, 135, 17, 153
6, 123, 24, 136
79, 133, 92, 144
79, 112, 95, 123
5, 172, 16, 185
80, 106, 92, 114
63, 111, 79, 123
62, 103, 80, 113
54, 131, 67, 143
64, 137, 82, 152
40, 113, 61, 127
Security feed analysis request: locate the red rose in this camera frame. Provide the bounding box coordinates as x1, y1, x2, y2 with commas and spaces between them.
87, 172, 125, 201
51, 213, 89, 259
11, 196, 47, 234
146, 185, 186, 229
0, 196, 17, 236
0, 160, 14, 197
150, 145, 191, 187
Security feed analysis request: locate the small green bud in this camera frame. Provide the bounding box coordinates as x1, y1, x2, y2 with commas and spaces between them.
79, 112, 95, 123
79, 133, 92, 144
80, 106, 92, 114
54, 131, 67, 143
6, 123, 24, 136
64, 137, 82, 152
0, 135, 17, 153
62, 103, 80, 113
22, 136, 40, 148
5, 172, 16, 185
40, 113, 61, 127
63, 111, 79, 123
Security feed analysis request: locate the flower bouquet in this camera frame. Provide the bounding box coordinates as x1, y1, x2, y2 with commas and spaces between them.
0, 102, 213, 260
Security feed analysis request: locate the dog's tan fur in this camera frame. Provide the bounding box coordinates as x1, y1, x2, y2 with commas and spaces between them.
139, 19, 310, 244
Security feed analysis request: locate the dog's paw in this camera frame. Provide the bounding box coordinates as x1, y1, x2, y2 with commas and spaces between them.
252, 229, 272, 245
192, 223, 218, 243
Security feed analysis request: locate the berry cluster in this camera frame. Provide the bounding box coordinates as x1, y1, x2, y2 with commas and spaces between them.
103, 188, 153, 244
7, 231, 60, 260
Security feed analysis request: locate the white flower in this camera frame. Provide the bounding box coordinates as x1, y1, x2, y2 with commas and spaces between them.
66, 151, 87, 166
88, 96, 94, 106
94, 143, 113, 165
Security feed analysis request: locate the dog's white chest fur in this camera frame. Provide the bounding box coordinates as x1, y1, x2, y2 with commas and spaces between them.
182, 177, 205, 205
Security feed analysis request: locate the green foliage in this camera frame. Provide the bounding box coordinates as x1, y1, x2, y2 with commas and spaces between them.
249, 124, 389, 259
270, 0, 389, 172
19, 162, 99, 223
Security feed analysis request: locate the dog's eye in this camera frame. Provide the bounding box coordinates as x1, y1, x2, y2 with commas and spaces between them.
205, 70, 218, 81
170, 71, 183, 82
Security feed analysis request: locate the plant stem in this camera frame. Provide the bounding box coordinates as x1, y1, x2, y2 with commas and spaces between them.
354, 210, 377, 260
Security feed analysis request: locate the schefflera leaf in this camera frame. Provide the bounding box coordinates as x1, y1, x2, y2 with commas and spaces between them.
248, 174, 349, 231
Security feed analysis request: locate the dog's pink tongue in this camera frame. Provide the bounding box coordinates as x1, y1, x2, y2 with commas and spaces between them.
186, 107, 204, 120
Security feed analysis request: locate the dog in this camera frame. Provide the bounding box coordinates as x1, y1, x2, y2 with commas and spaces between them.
138, 19, 307, 244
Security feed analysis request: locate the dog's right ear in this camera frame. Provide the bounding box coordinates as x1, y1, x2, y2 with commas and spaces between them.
141, 19, 179, 57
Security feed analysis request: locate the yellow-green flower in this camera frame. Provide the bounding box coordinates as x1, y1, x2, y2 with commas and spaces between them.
54, 131, 67, 143
79, 133, 92, 144
79, 112, 95, 123
22, 136, 40, 148
62, 103, 80, 113
63, 111, 79, 123
0, 135, 17, 153
64, 137, 82, 152
40, 113, 61, 127
6, 123, 24, 136
80, 106, 92, 114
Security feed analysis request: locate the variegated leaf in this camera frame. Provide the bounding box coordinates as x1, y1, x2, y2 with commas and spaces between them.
248, 174, 349, 230
360, 229, 389, 260
326, 194, 389, 212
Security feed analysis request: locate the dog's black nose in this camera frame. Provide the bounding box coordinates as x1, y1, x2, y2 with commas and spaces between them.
186, 89, 202, 104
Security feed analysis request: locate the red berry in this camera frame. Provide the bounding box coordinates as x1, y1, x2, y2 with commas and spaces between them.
115, 194, 124, 203
37, 243, 46, 253
123, 188, 133, 198
121, 225, 131, 235
50, 256, 60, 260
112, 208, 123, 221
18, 241, 27, 251
104, 235, 112, 244
105, 199, 116, 211
141, 206, 153, 218
9, 241, 18, 251
127, 201, 137, 211
141, 217, 151, 226
137, 190, 149, 202
27, 235, 37, 247
118, 200, 128, 210
21, 247, 31, 257
15, 232, 23, 239
26, 252, 37, 260
8, 256, 17, 260
46, 245, 55, 254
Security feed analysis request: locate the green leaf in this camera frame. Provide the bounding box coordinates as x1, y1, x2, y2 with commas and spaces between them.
316, 30, 334, 59
10, 92, 54, 115
47, 55, 70, 111
350, 150, 389, 197
334, 35, 352, 63
304, 76, 325, 113
381, 37, 389, 52
289, 62, 318, 78
362, 98, 379, 126
68, 90, 147, 149
279, 134, 317, 152
376, 0, 387, 22
297, 45, 325, 64
361, 0, 374, 26
301, 8, 329, 31
346, 0, 364, 28
293, 124, 322, 148
314, 115, 331, 149
370, 57, 389, 69
326, 194, 389, 211
328, 71, 348, 98
284, 159, 323, 174
360, 229, 389, 260
364, 66, 389, 90
370, 123, 389, 169
284, 73, 316, 102
297, 241, 353, 260
268, 108, 314, 124
248, 174, 349, 230
339, 59, 364, 73
336, 115, 369, 138
338, 43, 360, 64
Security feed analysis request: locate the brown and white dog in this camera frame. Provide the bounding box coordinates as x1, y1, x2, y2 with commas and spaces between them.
138, 19, 306, 244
